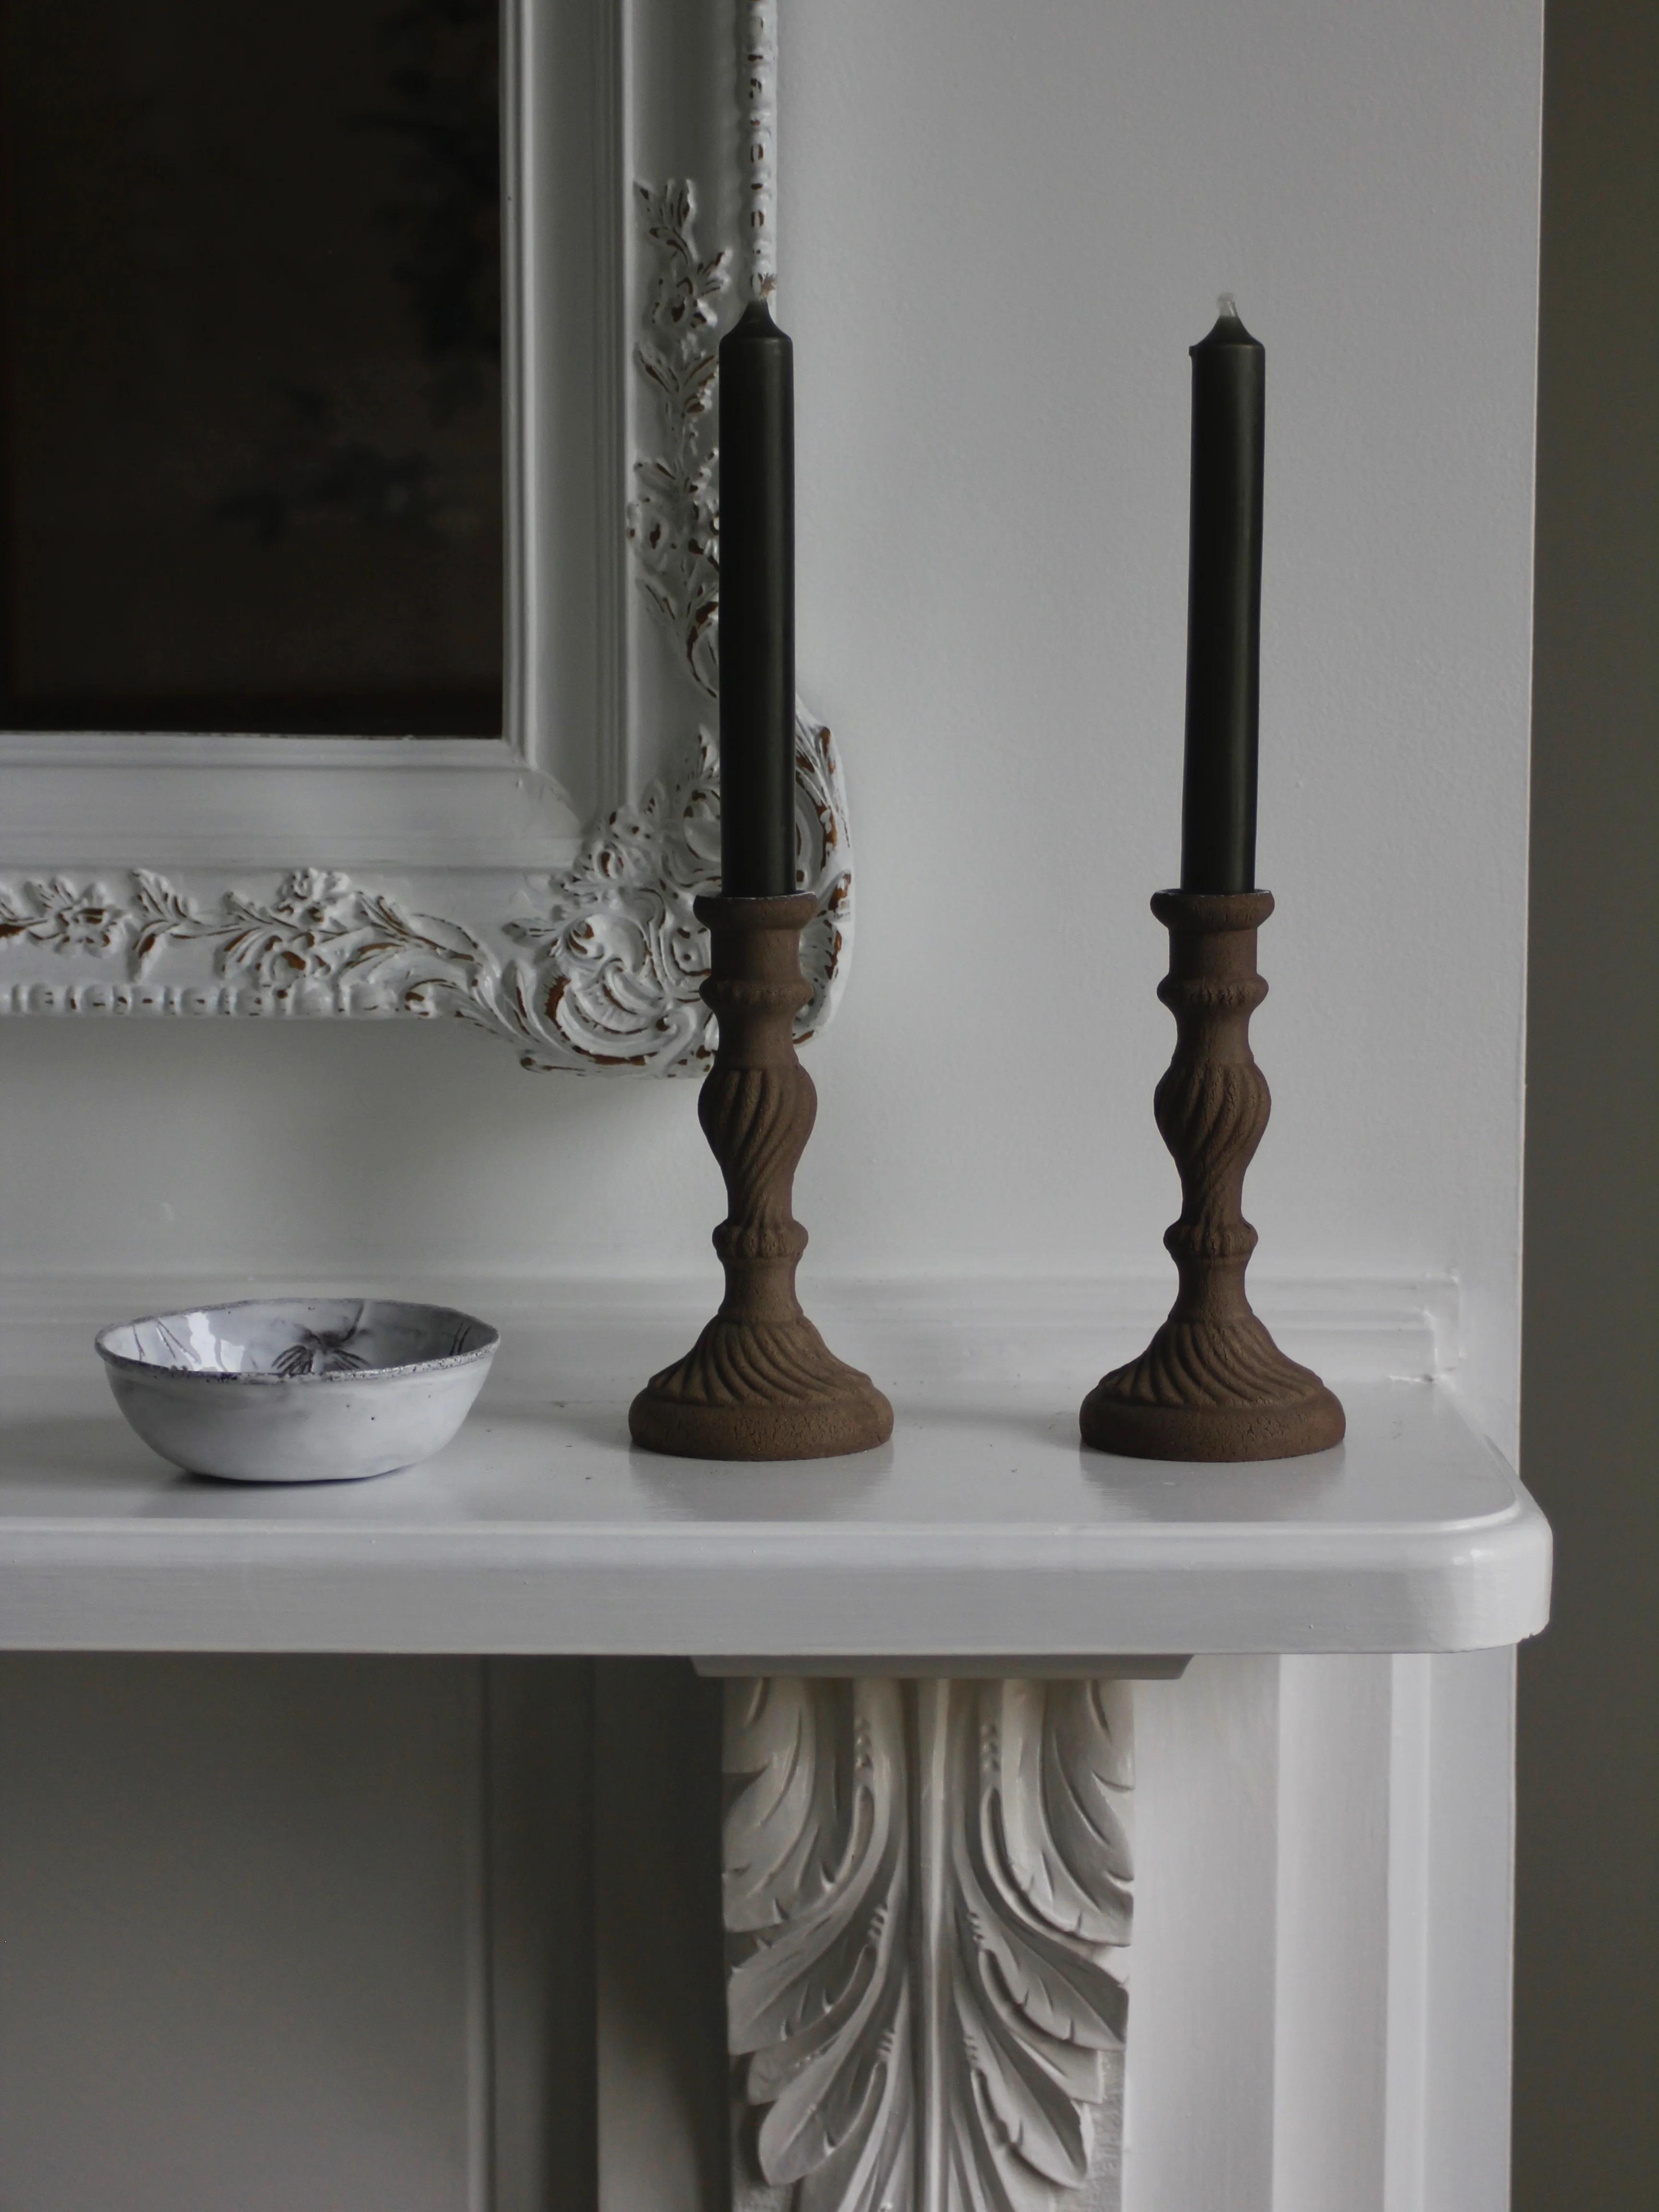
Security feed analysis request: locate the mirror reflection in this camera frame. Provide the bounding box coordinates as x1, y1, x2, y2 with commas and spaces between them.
0, 0, 502, 735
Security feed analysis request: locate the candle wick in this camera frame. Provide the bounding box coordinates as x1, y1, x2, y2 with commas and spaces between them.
1217, 291, 1238, 319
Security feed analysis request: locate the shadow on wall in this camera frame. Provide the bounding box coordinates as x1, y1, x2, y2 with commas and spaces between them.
1514, 0, 1659, 2204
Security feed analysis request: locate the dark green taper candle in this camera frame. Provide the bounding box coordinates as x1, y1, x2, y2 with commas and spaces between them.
717, 299, 796, 898
1180, 298, 1265, 894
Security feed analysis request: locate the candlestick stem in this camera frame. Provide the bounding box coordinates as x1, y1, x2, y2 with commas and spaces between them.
630, 895, 893, 1461
1081, 890, 1344, 1461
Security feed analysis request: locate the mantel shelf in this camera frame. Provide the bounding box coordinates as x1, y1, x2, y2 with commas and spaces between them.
0, 1373, 1550, 1658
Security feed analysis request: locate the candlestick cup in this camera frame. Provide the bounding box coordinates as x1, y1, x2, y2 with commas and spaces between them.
1081, 889, 1344, 1462
630, 894, 893, 1461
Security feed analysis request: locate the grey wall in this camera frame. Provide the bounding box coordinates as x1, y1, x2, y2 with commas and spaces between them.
1515, 0, 1659, 2201
0, 1655, 501, 2212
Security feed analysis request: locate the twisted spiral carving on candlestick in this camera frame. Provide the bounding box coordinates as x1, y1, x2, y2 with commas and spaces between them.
1154, 1012, 1269, 1262
630, 896, 892, 1459
647, 1301, 866, 1413
665, 1054, 851, 1406
1081, 890, 1344, 1461
701, 1063, 813, 1263
1105, 1304, 1323, 1412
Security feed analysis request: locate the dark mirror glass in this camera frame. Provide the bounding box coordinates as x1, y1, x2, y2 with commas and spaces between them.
0, 0, 502, 734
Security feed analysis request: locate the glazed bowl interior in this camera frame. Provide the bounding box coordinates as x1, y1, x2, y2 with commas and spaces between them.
97, 1298, 498, 1382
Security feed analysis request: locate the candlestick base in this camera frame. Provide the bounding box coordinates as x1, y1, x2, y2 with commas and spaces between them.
629, 895, 893, 1462
1080, 890, 1345, 1464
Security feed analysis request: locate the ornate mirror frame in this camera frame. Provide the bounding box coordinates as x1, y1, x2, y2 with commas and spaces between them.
0, 0, 849, 1074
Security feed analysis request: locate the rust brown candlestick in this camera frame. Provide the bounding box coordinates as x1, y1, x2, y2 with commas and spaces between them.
1081, 890, 1345, 1462
629, 894, 893, 1461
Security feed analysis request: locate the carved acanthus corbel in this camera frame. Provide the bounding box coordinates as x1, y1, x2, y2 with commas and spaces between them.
723, 1675, 1134, 2212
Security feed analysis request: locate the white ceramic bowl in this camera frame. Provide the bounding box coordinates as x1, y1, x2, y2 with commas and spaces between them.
96, 1298, 500, 1483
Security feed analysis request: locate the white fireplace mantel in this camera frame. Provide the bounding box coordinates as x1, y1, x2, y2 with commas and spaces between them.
0, 1370, 1547, 1657
0, 1291, 1551, 2212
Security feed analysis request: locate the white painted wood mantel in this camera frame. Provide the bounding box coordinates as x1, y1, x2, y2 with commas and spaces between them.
0, 1374, 1545, 1659
0, 1285, 1551, 2212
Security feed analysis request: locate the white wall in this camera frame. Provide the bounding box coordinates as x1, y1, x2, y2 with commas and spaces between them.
0, 1, 1544, 2207
784, 0, 1540, 1445
0, 0, 1540, 1449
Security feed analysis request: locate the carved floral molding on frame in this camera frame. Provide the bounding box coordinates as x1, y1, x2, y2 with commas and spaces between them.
0, 2, 853, 1075
0, 709, 849, 1077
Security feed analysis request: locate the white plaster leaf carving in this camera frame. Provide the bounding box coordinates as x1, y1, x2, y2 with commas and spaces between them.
946, 1683, 1131, 2205
725, 1678, 913, 2212
628, 180, 730, 699
725, 1672, 1132, 2212
724, 1679, 1132, 2212
1001, 1679, 1134, 1945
